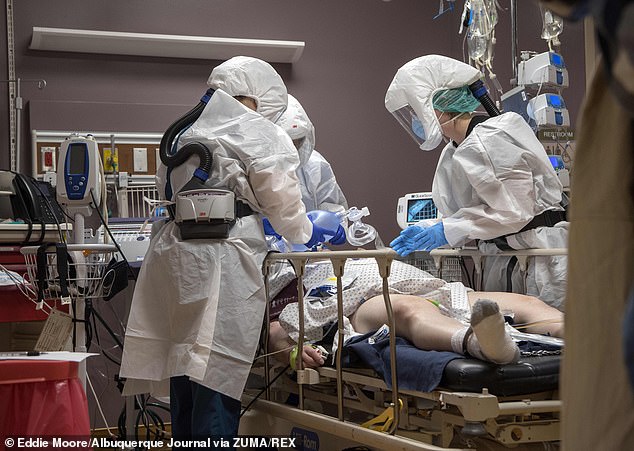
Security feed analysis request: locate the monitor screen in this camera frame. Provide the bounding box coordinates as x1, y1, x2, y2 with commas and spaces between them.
68, 143, 87, 175
550, 52, 564, 68
407, 198, 437, 223
548, 155, 565, 171
546, 94, 564, 109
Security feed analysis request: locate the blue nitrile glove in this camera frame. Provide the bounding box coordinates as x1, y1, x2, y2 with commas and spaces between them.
390, 225, 425, 257
262, 217, 282, 239
304, 222, 330, 249
303, 210, 346, 248
327, 224, 347, 245
411, 222, 448, 251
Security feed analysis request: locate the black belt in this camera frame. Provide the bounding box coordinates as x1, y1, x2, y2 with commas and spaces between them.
484, 209, 567, 251
235, 201, 254, 218
168, 199, 254, 219
482, 209, 566, 292
518, 209, 566, 232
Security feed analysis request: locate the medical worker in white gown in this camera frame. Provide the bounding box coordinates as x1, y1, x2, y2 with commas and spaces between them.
386, 55, 568, 310
277, 94, 348, 213
120, 56, 341, 444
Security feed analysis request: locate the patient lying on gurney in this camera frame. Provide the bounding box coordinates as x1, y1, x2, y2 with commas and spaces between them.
267, 259, 563, 370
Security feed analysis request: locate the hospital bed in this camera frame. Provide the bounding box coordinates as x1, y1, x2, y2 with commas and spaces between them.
241, 248, 563, 450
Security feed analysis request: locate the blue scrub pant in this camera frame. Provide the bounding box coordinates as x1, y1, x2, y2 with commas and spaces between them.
170, 376, 241, 450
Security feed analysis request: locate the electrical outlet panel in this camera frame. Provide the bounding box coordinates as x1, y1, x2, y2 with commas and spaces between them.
133, 147, 148, 173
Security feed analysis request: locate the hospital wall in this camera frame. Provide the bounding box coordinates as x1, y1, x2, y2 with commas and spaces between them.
0, 0, 586, 242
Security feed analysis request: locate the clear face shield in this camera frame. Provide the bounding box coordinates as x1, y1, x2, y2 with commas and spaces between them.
391, 104, 428, 149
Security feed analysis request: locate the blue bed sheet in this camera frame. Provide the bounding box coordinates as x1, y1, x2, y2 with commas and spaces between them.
342, 332, 463, 392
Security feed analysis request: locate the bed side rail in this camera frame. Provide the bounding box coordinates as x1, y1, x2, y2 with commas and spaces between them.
262, 248, 401, 434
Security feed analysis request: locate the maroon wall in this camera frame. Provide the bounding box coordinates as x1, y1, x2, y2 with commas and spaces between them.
0, 0, 586, 429
2, 0, 586, 242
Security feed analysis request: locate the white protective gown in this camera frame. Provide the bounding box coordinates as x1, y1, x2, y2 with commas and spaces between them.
121, 66, 313, 400
298, 150, 348, 212
433, 112, 568, 309
277, 94, 348, 213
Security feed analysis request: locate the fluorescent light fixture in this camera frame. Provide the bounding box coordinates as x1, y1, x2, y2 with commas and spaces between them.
30, 27, 304, 63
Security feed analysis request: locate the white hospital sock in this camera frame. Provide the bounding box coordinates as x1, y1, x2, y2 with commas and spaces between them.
450, 299, 520, 364
451, 327, 484, 360
470, 299, 520, 364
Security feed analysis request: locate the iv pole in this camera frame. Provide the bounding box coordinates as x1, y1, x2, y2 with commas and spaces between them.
1, 78, 47, 173
510, 0, 518, 86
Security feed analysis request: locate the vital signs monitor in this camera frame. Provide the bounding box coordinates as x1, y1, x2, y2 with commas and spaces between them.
56, 134, 102, 215
396, 192, 439, 229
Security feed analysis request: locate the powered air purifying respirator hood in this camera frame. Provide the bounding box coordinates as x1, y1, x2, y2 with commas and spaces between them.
159, 89, 238, 240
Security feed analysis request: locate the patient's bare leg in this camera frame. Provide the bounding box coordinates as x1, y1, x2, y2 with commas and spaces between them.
468, 292, 564, 338
351, 294, 519, 364
351, 294, 460, 351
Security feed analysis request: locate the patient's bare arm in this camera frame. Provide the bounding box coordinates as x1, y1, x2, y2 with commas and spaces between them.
268, 321, 325, 368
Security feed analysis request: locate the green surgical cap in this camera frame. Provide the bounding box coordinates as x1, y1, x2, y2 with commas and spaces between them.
432, 86, 481, 113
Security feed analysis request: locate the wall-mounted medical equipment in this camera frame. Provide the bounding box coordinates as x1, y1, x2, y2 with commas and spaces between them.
548, 154, 565, 172
517, 51, 568, 89
527, 93, 570, 128
56, 134, 102, 215
501, 86, 532, 125
396, 192, 438, 230
548, 154, 570, 188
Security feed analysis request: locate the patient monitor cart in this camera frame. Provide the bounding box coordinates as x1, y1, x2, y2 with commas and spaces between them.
396, 193, 463, 283
396, 192, 438, 230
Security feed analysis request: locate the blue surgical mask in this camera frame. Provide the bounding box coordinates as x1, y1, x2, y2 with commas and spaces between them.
411, 116, 426, 140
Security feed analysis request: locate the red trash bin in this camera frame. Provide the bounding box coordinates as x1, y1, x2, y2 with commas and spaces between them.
0, 359, 90, 447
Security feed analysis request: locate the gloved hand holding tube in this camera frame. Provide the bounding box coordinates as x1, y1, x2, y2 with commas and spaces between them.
303, 210, 347, 248
390, 222, 448, 256
262, 210, 347, 250
328, 225, 347, 245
